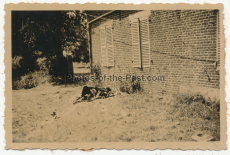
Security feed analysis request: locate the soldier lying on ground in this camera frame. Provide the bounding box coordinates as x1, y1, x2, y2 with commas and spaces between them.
73, 86, 114, 104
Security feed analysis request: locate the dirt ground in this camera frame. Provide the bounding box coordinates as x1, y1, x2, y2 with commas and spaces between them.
12, 83, 219, 142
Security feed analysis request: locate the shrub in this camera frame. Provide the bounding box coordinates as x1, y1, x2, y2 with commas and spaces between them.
131, 80, 141, 93
119, 81, 130, 93
91, 63, 101, 77
36, 57, 51, 72
12, 71, 52, 90
119, 80, 141, 94
12, 55, 23, 70
12, 54, 55, 90
174, 92, 206, 105
12, 56, 25, 81
172, 92, 220, 116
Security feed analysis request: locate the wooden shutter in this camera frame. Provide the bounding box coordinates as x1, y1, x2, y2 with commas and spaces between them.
140, 16, 150, 67
100, 27, 107, 66
131, 18, 141, 68
106, 25, 114, 67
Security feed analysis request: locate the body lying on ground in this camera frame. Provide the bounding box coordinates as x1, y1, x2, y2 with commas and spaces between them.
72, 86, 114, 104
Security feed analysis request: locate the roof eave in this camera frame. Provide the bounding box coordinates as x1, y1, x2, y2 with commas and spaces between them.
88, 10, 115, 24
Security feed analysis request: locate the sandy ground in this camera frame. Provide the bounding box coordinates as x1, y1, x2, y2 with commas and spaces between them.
12, 83, 218, 142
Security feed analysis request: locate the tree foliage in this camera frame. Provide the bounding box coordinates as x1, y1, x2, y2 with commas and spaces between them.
12, 11, 89, 79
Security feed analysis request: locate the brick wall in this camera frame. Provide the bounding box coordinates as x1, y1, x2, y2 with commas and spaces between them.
89, 10, 220, 95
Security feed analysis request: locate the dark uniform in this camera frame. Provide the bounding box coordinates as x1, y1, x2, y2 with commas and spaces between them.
81, 86, 112, 100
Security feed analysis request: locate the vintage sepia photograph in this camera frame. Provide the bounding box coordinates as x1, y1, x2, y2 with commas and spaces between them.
5, 3, 226, 150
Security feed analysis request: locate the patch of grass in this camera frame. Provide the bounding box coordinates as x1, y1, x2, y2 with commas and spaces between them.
118, 91, 220, 142
169, 93, 220, 141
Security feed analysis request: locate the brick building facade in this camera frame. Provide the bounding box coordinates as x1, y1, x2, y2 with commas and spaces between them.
87, 10, 220, 95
